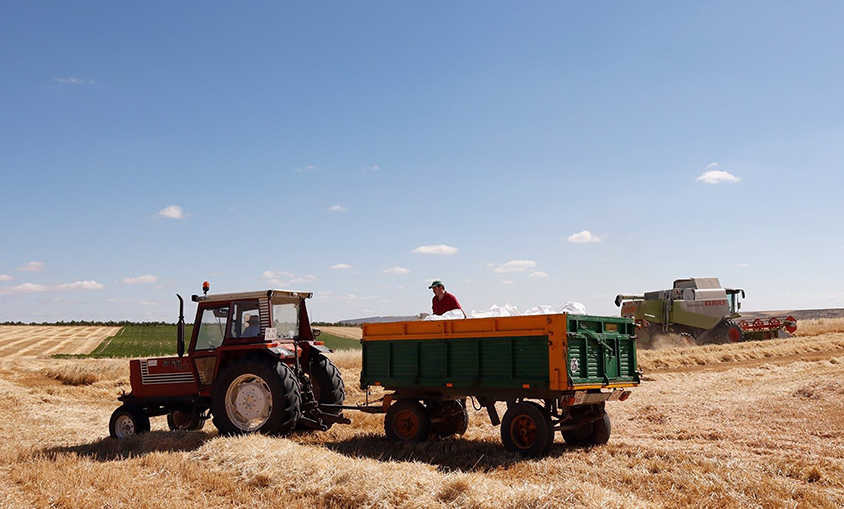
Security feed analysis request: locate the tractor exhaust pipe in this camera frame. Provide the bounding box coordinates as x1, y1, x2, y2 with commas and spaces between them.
615, 294, 644, 307
177, 294, 185, 357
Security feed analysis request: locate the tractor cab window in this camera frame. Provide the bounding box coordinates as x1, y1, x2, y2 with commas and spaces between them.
230, 300, 262, 338
272, 302, 299, 339
195, 306, 229, 350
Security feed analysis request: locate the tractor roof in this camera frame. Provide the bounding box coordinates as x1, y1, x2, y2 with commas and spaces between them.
193, 289, 313, 303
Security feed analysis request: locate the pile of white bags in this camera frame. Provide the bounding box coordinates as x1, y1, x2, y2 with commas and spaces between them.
424, 302, 586, 321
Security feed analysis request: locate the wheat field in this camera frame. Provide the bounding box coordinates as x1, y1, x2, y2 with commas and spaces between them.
0, 326, 843, 508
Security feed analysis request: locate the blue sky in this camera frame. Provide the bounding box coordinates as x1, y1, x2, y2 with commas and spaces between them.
1, 2, 843, 322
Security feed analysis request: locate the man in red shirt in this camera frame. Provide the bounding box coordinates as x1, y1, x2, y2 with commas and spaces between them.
429, 280, 466, 317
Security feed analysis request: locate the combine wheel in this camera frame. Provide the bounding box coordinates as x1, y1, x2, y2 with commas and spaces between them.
167, 410, 206, 431
430, 399, 469, 437
109, 404, 151, 439
726, 323, 745, 343
562, 410, 611, 446
500, 402, 553, 457
211, 356, 301, 435
385, 400, 431, 443
309, 354, 346, 429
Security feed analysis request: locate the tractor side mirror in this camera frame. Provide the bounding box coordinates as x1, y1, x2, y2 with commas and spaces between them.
312, 328, 321, 338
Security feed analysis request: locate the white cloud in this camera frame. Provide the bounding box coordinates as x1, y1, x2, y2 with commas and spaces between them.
502, 280, 515, 285
52, 77, 98, 85
329, 205, 348, 212
0, 274, 12, 281
159, 205, 185, 219
290, 274, 317, 284
137, 300, 159, 307
362, 165, 380, 172
493, 260, 537, 273
17, 261, 44, 272
412, 244, 459, 255
0, 283, 49, 294
567, 231, 602, 243
383, 267, 410, 275
57, 280, 106, 291
331, 264, 352, 270
123, 275, 159, 284
295, 165, 316, 173
528, 271, 549, 278
697, 170, 740, 184
707, 162, 719, 168
734, 263, 749, 268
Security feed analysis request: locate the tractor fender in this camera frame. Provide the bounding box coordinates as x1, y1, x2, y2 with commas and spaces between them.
308, 344, 332, 355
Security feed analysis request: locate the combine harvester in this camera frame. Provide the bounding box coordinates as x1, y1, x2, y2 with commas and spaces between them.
614, 277, 796, 347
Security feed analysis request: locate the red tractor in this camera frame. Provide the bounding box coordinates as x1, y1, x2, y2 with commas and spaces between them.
109, 284, 347, 438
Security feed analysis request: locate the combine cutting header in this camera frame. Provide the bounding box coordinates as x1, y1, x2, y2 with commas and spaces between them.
615, 277, 796, 346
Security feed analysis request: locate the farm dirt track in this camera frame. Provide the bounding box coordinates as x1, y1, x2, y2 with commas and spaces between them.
0, 326, 120, 358
0, 327, 843, 507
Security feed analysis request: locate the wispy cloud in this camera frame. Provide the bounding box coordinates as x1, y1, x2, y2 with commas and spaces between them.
493, 260, 536, 273
291, 274, 317, 284
57, 280, 106, 291
295, 165, 316, 173
362, 165, 380, 172
528, 271, 549, 278
412, 244, 459, 255
567, 231, 602, 243
0, 283, 49, 295
383, 267, 410, 275
17, 261, 44, 272
501, 280, 515, 285
328, 205, 348, 212
697, 163, 740, 184
733, 263, 749, 268
0, 274, 13, 281
331, 263, 352, 270
123, 275, 159, 284
52, 77, 98, 85
158, 205, 186, 219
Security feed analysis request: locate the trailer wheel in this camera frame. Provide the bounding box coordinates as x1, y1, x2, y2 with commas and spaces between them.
211, 356, 301, 435
430, 399, 469, 437
501, 402, 553, 456
385, 400, 431, 442
562, 410, 611, 446
167, 411, 206, 431
309, 354, 346, 428
109, 404, 151, 439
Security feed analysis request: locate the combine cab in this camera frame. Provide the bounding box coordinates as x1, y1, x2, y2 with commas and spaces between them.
615, 277, 796, 347
109, 283, 348, 438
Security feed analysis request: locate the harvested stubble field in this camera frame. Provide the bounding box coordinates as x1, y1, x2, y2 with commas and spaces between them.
1, 324, 843, 508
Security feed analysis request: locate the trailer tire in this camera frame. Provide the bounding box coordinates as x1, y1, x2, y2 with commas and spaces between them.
385, 400, 431, 443
167, 410, 206, 431
109, 404, 151, 439
501, 402, 553, 456
310, 354, 345, 428
562, 410, 611, 446
430, 399, 469, 437
211, 356, 301, 436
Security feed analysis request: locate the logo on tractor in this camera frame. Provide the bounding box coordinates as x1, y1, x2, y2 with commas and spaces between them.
570, 358, 580, 373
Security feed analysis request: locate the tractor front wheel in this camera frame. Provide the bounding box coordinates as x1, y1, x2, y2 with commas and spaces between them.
109, 404, 151, 439
167, 410, 206, 431
501, 402, 553, 456
211, 356, 301, 435
385, 400, 431, 443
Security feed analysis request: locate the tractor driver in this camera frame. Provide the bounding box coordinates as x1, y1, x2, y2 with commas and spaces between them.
429, 280, 466, 317
242, 314, 260, 337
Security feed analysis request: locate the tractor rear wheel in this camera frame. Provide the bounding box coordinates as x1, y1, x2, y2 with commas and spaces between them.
309, 354, 345, 429
167, 410, 206, 431
562, 410, 611, 446
109, 404, 151, 439
385, 400, 431, 443
211, 356, 301, 435
501, 402, 553, 456
430, 399, 469, 437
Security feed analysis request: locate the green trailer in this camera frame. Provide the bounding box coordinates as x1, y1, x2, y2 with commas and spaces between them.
357, 313, 639, 456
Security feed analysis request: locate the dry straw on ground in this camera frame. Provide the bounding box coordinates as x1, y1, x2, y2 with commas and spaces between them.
0, 325, 843, 507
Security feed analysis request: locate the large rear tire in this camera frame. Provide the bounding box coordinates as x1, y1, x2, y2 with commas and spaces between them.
500, 402, 553, 457
309, 354, 345, 429
109, 404, 151, 439
211, 356, 301, 435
